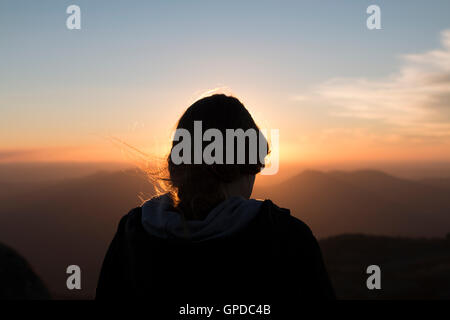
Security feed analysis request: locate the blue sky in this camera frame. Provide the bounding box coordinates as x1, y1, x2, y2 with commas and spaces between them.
2, 1, 450, 86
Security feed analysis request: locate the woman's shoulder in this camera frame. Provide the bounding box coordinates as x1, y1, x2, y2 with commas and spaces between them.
260, 199, 315, 238
114, 207, 143, 234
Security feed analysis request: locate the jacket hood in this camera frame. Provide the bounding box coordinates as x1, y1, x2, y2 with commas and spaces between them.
141, 194, 263, 242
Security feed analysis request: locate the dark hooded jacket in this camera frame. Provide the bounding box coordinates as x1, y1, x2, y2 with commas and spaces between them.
96, 195, 335, 302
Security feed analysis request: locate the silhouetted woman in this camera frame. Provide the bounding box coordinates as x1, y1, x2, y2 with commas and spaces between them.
96, 94, 335, 304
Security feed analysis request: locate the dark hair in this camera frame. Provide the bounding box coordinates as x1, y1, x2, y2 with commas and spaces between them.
165, 94, 268, 220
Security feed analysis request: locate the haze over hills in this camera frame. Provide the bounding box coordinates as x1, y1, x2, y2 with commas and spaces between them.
0, 163, 449, 298
0, 169, 155, 299
420, 177, 450, 190
253, 169, 450, 238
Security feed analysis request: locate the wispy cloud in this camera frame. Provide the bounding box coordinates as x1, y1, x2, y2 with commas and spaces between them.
305, 29, 450, 139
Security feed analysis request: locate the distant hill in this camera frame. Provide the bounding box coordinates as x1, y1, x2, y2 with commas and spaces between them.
0, 242, 50, 299
1, 168, 450, 299
320, 234, 450, 299
0, 169, 154, 299
253, 169, 450, 238
420, 177, 450, 190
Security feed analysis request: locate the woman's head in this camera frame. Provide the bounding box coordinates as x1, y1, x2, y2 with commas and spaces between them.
165, 94, 267, 220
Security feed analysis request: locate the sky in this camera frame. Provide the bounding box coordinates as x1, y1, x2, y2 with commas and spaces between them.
1, 0, 450, 165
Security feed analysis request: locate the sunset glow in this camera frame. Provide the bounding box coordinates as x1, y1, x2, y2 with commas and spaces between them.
2, 1, 450, 167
